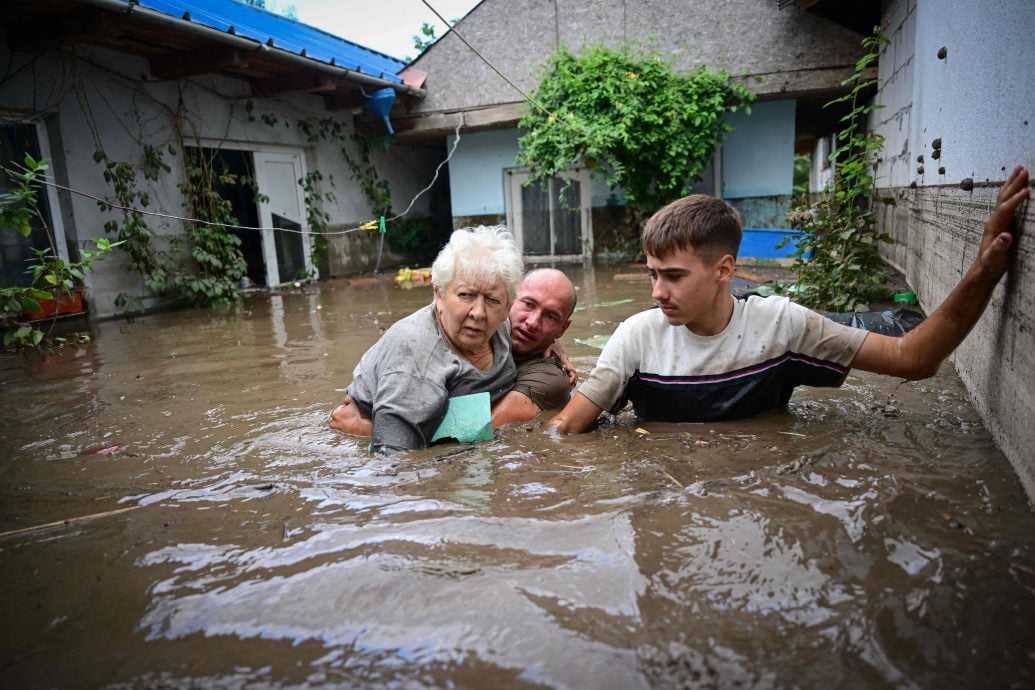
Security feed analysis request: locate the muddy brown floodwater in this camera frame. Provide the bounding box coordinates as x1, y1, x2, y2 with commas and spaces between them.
2, 264, 1035, 689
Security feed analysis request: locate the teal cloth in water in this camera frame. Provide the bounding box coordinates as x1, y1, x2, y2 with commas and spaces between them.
430, 392, 493, 443
574, 334, 612, 350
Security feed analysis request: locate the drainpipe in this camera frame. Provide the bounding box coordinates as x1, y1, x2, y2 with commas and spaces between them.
74, 0, 425, 99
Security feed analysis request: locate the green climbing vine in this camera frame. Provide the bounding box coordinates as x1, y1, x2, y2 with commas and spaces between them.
95, 146, 178, 301
178, 149, 248, 305
291, 112, 450, 263
247, 101, 454, 265
782, 26, 893, 312
300, 169, 334, 276
292, 113, 393, 217
517, 42, 755, 211
95, 140, 248, 309
341, 132, 393, 217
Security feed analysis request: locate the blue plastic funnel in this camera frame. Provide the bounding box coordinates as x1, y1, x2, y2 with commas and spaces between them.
365, 87, 396, 134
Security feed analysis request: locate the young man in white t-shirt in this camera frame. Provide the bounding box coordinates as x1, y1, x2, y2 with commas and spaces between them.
549, 165, 1030, 433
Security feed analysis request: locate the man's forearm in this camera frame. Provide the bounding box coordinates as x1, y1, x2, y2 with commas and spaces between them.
490, 391, 542, 427
908, 260, 1002, 364
548, 392, 604, 434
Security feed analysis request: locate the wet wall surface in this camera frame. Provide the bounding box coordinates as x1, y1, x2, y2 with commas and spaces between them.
2, 265, 1034, 689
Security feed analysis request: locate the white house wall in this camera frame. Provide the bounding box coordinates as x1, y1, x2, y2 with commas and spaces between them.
446, 128, 519, 222
722, 99, 796, 228
873, 0, 1035, 502
1, 39, 438, 319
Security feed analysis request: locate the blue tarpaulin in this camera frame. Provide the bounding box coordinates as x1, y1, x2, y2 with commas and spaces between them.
739, 228, 810, 259
140, 0, 406, 82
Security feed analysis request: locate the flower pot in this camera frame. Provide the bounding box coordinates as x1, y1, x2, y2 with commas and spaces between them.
23, 287, 85, 321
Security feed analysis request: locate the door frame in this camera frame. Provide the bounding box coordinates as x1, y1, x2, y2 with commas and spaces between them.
252, 149, 314, 287
194, 139, 316, 287
504, 166, 593, 263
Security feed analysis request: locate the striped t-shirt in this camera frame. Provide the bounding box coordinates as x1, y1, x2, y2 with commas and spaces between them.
578, 295, 868, 422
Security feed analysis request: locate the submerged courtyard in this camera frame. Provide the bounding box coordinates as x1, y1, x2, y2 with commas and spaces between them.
2, 264, 1034, 688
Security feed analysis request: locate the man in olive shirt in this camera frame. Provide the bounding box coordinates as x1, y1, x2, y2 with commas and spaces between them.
491, 268, 577, 426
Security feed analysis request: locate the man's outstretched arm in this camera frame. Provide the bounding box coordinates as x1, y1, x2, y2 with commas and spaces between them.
548, 392, 604, 434
852, 165, 1029, 379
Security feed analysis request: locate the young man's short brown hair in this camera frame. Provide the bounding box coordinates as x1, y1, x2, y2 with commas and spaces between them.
641, 195, 742, 263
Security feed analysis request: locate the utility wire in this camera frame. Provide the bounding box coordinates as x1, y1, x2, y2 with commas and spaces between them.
419, 0, 584, 136
386, 118, 462, 222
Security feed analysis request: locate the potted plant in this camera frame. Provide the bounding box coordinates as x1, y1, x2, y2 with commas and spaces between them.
1, 155, 120, 349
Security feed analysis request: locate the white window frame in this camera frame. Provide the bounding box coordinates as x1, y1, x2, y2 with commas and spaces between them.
504, 166, 593, 263
0, 115, 71, 264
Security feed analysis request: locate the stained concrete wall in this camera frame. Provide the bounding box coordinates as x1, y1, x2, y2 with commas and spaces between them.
445, 127, 641, 219
873, 0, 1035, 502
0, 40, 440, 318
723, 100, 796, 199
722, 99, 795, 228
411, 0, 868, 115
446, 129, 520, 217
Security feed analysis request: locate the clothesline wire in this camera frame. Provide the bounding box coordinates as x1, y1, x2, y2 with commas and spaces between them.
25, 120, 463, 238
13, 0, 582, 239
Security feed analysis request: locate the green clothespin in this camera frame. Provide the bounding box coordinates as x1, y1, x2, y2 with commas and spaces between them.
374, 215, 387, 274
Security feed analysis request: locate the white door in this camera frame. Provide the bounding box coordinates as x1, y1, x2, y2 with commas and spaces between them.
505, 167, 593, 263
253, 151, 314, 286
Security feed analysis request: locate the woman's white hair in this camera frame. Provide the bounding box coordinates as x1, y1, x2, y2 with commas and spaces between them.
431, 225, 524, 299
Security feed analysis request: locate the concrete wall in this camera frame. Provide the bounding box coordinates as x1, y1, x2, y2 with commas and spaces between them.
873, 0, 1035, 502
722, 99, 796, 228
0, 40, 440, 318
723, 100, 796, 199
446, 129, 519, 217
411, 0, 868, 115
446, 126, 627, 217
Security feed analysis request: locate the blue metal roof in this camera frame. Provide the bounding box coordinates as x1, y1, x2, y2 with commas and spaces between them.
140, 0, 407, 84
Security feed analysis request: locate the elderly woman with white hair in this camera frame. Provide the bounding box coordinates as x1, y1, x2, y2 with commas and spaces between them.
337, 225, 524, 452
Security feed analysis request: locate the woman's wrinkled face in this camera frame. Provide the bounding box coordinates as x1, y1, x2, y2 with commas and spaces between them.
433, 274, 510, 355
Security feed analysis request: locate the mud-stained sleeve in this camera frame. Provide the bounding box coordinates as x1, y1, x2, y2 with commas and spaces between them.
799, 307, 869, 366
370, 370, 449, 452
511, 357, 570, 411
576, 320, 637, 412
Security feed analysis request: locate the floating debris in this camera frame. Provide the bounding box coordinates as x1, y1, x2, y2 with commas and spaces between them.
573, 334, 612, 350
394, 267, 432, 288
78, 444, 121, 456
